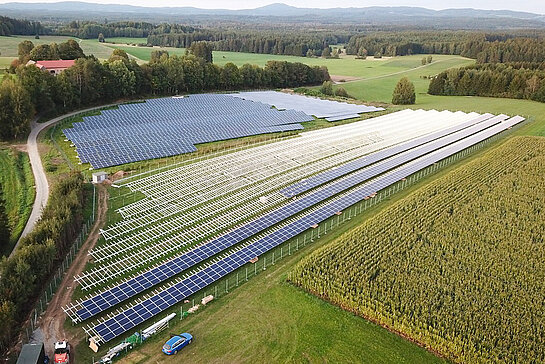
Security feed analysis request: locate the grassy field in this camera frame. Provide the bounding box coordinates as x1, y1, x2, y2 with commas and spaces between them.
0, 35, 118, 60
331, 57, 474, 102
100, 41, 468, 76
0, 148, 35, 256
102, 37, 148, 45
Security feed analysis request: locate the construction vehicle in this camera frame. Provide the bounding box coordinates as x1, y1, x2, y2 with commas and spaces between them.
53, 341, 70, 364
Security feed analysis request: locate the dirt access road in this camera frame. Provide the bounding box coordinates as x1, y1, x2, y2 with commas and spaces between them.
39, 185, 109, 358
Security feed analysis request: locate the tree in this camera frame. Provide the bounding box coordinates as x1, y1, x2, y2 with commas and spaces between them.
150, 50, 169, 64
17, 40, 34, 63
107, 60, 136, 97
392, 77, 416, 104
98, 33, 105, 43
189, 41, 213, 63
320, 80, 333, 95
357, 47, 367, 59
0, 77, 33, 140
335, 87, 350, 98
57, 39, 84, 60
29, 44, 58, 61
322, 46, 331, 58
109, 49, 129, 63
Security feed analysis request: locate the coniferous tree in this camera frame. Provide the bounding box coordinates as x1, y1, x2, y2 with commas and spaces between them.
392, 77, 416, 104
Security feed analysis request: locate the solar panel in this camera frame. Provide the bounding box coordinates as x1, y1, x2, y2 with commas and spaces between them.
63, 94, 315, 169
84, 115, 524, 344
71, 113, 516, 323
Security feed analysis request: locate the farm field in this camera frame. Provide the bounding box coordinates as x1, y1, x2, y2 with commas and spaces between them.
102, 41, 469, 77
290, 136, 545, 363
0, 35, 119, 60
0, 148, 35, 256
102, 37, 148, 45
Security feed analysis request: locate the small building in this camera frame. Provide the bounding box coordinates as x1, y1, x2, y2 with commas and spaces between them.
92, 171, 108, 184
16, 343, 45, 364
27, 59, 76, 75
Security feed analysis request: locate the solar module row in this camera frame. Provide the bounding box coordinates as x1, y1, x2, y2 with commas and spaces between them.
86, 115, 524, 344
280, 113, 498, 197
231, 91, 384, 119
70, 113, 504, 323
63, 94, 315, 169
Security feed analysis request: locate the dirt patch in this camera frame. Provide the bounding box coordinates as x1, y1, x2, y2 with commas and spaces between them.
9, 143, 28, 153
39, 184, 109, 358
330, 75, 361, 83
111, 170, 126, 182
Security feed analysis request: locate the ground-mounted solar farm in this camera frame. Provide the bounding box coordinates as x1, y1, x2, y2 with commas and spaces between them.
62, 92, 384, 169
61, 97, 525, 348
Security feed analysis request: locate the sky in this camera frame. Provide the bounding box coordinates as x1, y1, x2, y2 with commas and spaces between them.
0, 0, 543, 14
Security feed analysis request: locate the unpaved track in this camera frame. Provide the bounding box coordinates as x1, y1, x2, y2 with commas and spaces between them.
39, 185, 109, 358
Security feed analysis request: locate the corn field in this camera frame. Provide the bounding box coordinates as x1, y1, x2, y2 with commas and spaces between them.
289, 136, 545, 364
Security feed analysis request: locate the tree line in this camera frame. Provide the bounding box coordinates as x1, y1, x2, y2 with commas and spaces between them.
147, 29, 351, 57
0, 173, 85, 354
346, 31, 545, 63
57, 20, 155, 39
0, 16, 47, 36
0, 42, 330, 141
428, 62, 545, 102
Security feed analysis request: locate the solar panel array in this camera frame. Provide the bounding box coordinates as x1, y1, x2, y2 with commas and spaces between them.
62, 108, 524, 344
74, 109, 466, 291
81, 114, 525, 343
230, 91, 384, 120
63, 94, 313, 169
66, 112, 505, 323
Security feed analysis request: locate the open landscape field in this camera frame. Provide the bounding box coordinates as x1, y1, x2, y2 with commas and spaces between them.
0, 148, 35, 256
290, 136, 545, 363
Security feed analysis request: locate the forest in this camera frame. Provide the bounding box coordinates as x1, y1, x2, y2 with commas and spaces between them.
289, 136, 545, 364
0, 16, 47, 36
0, 39, 330, 141
428, 62, 545, 102
346, 31, 545, 62
147, 29, 351, 57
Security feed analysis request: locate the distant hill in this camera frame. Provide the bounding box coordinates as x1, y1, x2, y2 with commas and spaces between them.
1, 2, 544, 28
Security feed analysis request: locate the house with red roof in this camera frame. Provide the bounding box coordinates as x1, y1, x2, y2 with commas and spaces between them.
27, 59, 76, 75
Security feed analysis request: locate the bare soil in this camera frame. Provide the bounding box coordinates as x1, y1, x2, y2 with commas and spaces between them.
330, 75, 361, 83
39, 184, 109, 359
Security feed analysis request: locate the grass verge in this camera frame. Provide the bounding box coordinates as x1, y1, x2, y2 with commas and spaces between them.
0, 147, 35, 256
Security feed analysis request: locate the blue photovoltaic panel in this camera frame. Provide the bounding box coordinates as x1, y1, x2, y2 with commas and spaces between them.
89, 115, 524, 343
280, 113, 501, 197
63, 94, 314, 169
75, 113, 507, 322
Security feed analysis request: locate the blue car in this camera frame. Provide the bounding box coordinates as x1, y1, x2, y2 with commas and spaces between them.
162, 333, 193, 355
